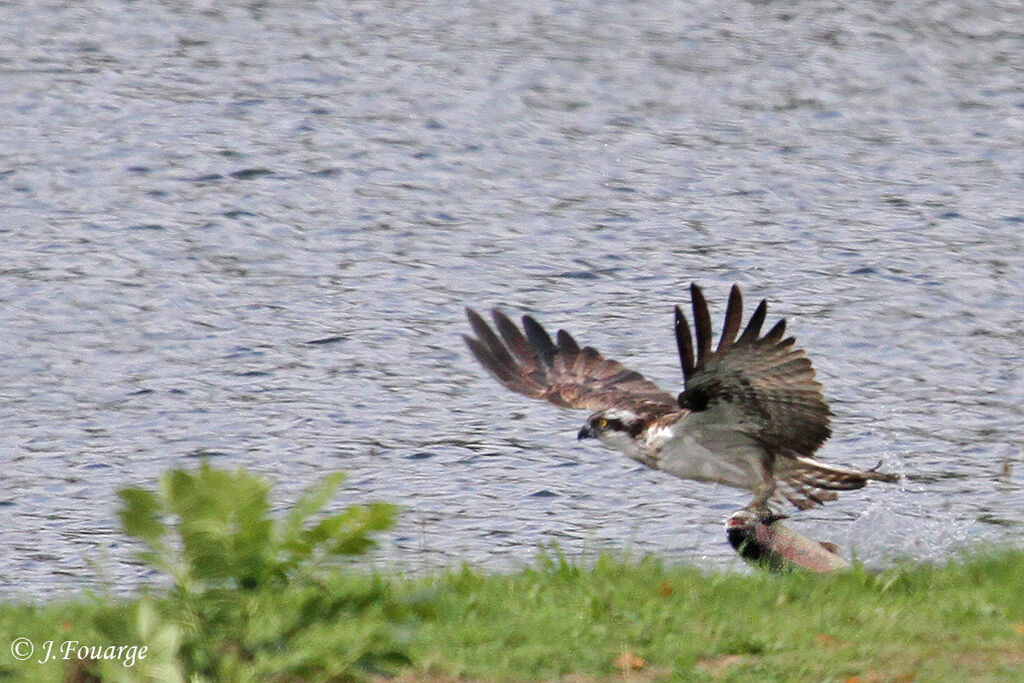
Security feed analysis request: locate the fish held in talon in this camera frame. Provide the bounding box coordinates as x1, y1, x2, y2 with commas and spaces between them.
726, 508, 852, 573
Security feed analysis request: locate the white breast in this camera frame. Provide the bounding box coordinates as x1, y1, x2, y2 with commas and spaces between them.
642, 412, 766, 491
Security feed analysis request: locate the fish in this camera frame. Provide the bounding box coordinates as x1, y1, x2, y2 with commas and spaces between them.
726, 508, 852, 573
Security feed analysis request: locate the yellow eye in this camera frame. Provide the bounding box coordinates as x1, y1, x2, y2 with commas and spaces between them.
596, 418, 609, 429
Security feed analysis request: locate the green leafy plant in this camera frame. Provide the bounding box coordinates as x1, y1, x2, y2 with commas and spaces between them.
118, 465, 396, 592
103, 463, 418, 682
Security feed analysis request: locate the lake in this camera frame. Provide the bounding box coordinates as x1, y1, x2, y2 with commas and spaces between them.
2, 0, 1023, 595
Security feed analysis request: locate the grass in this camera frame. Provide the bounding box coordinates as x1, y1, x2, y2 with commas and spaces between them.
405, 549, 1024, 681
1, 464, 1022, 681
4, 550, 1024, 681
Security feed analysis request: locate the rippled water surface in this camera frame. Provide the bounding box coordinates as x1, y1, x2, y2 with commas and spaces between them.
3, 0, 1024, 595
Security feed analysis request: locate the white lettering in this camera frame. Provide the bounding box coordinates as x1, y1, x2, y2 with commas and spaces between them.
37, 639, 54, 664
60, 640, 79, 659
50, 639, 145, 666
123, 645, 147, 667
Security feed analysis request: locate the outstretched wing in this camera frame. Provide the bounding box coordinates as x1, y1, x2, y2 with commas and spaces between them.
464, 308, 678, 420
674, 284, 832, 457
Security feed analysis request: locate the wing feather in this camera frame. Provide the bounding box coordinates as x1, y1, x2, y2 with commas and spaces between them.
466, 309, 519, 377
556, 329, 580, 354
737, 298, 767, 345
492, 310, 534, 363
675, 285, 832, 456
762, 318, 787, 344
522, 315, 557, 367
674, 305, 696, 382
717, 284, 743, 352
690, 283, 714, 364
465, 308, 677, 419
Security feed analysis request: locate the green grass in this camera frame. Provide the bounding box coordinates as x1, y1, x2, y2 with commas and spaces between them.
2, 464, 1022, 681
4, 550, 1024, 681
406, 549, 1024, 681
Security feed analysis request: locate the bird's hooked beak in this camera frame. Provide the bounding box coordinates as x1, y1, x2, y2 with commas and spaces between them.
577, 424, 597, 440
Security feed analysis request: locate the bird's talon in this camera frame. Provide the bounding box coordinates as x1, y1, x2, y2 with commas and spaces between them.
746, 504, 787, 526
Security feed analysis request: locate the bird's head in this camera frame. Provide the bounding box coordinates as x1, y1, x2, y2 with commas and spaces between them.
577, 408, 647, 448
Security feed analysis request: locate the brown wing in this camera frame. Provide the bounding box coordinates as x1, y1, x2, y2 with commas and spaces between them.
464, 308, 677, 420
674, 284, 832, 456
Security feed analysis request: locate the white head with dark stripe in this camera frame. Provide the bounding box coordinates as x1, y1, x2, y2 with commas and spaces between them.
577, 408, 648, 453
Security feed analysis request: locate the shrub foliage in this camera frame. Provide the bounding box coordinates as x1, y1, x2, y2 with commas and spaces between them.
88, 463, 415, 682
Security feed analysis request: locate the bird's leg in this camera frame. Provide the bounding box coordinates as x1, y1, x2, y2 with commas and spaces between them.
744, 501, 787, 526
749, 471, 782, 524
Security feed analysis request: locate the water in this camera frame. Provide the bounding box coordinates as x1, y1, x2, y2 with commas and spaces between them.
2, 0, 1023, 596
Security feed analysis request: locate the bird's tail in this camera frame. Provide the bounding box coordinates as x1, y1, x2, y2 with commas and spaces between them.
773, 455, 899, 510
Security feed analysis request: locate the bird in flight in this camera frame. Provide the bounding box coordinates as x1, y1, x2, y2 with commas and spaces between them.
463, 283, 898, 512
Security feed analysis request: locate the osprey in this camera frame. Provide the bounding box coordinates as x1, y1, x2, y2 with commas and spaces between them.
464, 283, 898, 511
